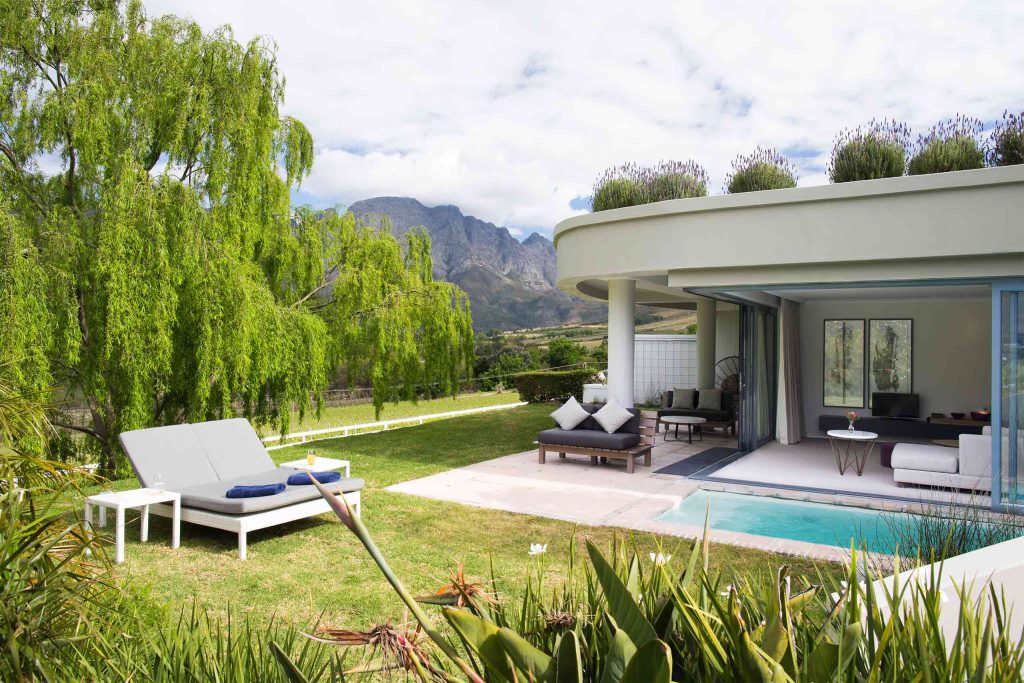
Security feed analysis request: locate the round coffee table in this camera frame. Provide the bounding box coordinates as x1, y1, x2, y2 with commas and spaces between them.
661, 415, 706, 444
826, 429, 878, 476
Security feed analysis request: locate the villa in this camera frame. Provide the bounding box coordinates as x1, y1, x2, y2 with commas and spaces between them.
552, 164, 1023, 512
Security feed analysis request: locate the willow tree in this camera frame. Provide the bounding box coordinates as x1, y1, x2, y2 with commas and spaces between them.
0, 0, 473, 471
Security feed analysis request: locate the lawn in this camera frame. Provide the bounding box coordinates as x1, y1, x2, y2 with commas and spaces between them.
280, 391, 522, 436
110, 403, 838, 631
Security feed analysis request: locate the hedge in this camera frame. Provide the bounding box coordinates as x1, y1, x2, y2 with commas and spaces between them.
513, 368, 597, 403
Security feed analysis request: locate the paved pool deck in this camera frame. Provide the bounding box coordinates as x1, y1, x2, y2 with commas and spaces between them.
388, 433, 861, 562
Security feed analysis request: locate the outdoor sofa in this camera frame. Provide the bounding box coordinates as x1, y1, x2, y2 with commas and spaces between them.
119, 418, 364, 559
890, 426, 1017, 492
536, 403, 656, 473
658, 389, 737, 435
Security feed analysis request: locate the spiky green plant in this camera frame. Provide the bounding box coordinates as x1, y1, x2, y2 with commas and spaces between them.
828, 120, 909, 182
908, 115, 985, 175
988, 110, 1024, 167
306, 479, 1024, 682
725, 147, 797, 193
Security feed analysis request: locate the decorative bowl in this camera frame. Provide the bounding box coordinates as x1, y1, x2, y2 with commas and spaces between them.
950, 412, 966, 419
971, 410, 991, 422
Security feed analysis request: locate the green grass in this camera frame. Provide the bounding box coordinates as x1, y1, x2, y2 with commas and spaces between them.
107, 403, 838, 631
276, 391, 522, 437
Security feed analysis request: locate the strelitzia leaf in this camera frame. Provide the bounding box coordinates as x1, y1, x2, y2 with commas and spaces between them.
620, 638, 672, 683
495, 627, 553, 681
444, 608, 515, 682
271, 641, 311, 683
586, 540, 657, 648
555, 631, 583, 683
599, 626, 636, 683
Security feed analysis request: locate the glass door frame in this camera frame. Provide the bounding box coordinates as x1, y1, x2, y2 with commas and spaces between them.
992, 280, 1024, 512
738, 303, 779, 453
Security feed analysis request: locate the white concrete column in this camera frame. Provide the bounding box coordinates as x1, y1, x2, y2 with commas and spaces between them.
607, 279, 636, 407
696, 298, 717, 389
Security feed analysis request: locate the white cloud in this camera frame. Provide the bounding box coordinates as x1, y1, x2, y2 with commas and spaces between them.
145, 0, 1024, 237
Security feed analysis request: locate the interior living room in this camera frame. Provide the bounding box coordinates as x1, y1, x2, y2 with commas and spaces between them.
701, 282, 996, 506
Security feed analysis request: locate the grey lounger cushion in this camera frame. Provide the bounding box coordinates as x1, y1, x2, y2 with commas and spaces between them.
179, 469, 365, 514
537, 428, 641, 450
191, 418, 275, 480
120, 423, 218, 491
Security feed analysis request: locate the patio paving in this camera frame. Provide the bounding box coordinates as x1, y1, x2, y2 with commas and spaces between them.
388, 431, 860, 561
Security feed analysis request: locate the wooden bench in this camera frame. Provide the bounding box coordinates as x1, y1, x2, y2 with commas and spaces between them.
537, 411, 658, 474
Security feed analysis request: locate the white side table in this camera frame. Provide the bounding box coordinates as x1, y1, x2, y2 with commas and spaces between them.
85, 488, 181, 563
278, 456, 351, 478
826, 429, 879, 476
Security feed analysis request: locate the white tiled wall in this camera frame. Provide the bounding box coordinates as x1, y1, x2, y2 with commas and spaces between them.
634, 334, 697, 405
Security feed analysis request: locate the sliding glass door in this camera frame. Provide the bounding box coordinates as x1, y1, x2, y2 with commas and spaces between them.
993, 283, 1024, 511
739, 304, 778, 452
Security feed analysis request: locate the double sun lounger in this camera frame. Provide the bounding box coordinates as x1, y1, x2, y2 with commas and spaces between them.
119, 418, 364, 560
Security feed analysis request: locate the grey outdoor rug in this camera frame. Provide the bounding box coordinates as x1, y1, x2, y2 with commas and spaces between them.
655, 447, 740, 477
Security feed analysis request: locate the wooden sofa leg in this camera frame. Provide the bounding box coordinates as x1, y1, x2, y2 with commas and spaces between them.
590, 456, 598, 465
238, 530, 247, 561
559, 452, 566, 459
538, 445, 546, 464
643, 451, 651, 467
626, 455, 635, 473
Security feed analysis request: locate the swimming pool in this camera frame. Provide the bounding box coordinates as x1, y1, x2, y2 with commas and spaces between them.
657, 489, 912, 552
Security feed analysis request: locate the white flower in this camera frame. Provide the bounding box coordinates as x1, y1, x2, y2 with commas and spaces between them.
649, 552, 672, 566
528, 543, 548, 556
720, 583, 735, 597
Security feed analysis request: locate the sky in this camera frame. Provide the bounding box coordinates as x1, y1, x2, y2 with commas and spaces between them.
147, 0, 1024, 240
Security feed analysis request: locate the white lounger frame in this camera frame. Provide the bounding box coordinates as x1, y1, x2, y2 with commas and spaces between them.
146, 491, 361, 560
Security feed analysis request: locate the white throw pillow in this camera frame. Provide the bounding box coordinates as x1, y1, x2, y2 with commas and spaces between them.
550, 396, 590, 430
594, 397, 634, 434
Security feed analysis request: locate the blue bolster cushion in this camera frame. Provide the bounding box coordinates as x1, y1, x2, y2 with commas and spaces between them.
225, 483, 285, 498
286, 471, 342, 486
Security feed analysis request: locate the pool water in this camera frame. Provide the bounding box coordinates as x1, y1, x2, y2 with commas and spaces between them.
657, 489, 913, 552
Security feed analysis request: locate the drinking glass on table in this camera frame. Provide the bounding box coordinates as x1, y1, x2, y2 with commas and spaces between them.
153, 473, 165, 493
305, 449, 316, 466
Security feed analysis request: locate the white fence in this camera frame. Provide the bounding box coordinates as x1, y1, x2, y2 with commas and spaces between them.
262, 401, 527, 450
634, 334, 697, 405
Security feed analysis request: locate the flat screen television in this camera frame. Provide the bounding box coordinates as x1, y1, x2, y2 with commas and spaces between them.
872, 392, 919, 418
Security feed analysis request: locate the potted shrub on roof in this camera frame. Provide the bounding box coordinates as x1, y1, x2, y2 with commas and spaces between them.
828, 119, 909, 182
724, 147, 797, 193
908, 115, 985, 175
988, 110, 1024, 167
591, 160, 707, 211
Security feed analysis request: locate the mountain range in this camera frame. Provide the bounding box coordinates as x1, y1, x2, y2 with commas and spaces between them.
348, 197, 605, 331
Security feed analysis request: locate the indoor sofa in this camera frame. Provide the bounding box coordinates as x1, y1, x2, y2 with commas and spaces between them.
119, 418, 364, 559
890, 426, 1015, 492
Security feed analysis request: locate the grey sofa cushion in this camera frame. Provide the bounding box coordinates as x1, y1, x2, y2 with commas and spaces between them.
120, 423, 218, 490
537, 428, 641, 450
697, 389, 722, 411
179, 469, 365, 514
671, 388, 696, 409
191, 418, 275, 480
574, 404, 640, 434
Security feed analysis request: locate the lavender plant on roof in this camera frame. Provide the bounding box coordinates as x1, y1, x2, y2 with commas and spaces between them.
908, 114, 985, 175
828, 119, 910, 183
988, 110, 1024, 167
724, 147, 797, 193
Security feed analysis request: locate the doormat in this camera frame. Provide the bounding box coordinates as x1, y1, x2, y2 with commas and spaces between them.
654, 447, 740, 477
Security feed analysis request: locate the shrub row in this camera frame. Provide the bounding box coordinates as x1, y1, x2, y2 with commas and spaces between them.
591, 110, 1024, 211
513, 368, 596, 402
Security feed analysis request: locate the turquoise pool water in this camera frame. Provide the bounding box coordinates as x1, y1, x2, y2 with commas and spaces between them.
657, 490, 911, 552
